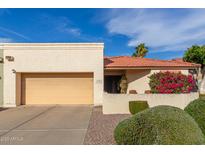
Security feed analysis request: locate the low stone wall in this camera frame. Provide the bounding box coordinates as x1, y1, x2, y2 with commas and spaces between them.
103, 92, 199, 114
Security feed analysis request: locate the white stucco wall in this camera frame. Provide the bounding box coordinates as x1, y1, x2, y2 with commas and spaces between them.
103, 92, 199, 114
126, 69, 189, 94
0, 43, 104, 107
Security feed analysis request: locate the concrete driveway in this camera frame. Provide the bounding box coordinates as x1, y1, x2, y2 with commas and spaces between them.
0, 105, 92, 145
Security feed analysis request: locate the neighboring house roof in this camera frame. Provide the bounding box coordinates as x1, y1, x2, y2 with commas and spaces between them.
104, 56, 201, 69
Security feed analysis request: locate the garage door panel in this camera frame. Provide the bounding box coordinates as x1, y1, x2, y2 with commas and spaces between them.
22, 73, 93, 105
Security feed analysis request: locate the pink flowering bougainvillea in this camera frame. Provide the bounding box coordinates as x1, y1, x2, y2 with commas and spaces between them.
149, 71, 197, 94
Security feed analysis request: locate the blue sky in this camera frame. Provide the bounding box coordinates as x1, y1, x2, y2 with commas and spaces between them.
0, 8, 205, 59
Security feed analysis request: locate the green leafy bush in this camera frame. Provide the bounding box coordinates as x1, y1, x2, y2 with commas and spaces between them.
200, 94, 205, 100
114, 105, 205, 145
129, 101, 149, 115
184, 98, 205, 135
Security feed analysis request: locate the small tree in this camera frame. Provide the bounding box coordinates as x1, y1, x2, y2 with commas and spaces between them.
183, 45, 205, 67
132, 43, 148, 58
183, 45, 205, 94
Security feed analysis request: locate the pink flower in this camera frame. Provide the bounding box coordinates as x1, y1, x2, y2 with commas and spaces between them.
150, 71, 196, 94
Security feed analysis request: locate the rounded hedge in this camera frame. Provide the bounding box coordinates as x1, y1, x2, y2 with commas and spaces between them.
129, 101, 149, 115
200, 94, 205, 100
114, 105, 205, 145
184, 98, 205, 135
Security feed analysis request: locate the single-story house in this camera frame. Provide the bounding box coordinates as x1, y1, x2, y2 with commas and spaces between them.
0, 43, 201, 109
104, 56, 200, 94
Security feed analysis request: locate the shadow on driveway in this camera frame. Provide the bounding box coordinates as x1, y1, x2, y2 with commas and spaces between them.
0, 108, 8, 112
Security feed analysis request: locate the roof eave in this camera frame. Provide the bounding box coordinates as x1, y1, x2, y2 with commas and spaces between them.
104, 66, 200, 70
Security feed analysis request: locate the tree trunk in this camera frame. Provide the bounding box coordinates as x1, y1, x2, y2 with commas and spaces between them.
200, 66, 205, 94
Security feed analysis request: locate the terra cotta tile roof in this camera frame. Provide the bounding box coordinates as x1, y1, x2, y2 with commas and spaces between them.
104, 56, 201, 68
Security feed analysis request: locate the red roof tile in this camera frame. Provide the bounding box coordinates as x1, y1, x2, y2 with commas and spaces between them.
104, 56, 201, 68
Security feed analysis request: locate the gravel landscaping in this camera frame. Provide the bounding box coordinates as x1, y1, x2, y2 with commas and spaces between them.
84, 106, 130, 145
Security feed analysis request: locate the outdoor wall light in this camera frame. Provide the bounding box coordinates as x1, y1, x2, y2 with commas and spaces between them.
5, 56, 14, 62
12, 69, 16, 73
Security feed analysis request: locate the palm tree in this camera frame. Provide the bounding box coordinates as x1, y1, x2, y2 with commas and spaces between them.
132, 43, 148, 58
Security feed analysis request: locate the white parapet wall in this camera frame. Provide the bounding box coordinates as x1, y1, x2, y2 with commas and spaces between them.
103, 92, 199, 114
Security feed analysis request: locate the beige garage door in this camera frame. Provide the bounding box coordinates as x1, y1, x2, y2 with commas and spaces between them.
21, 73, 93, 105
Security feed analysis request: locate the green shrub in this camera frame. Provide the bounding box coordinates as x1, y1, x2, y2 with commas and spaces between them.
129, 101, 149, 115
114, 105, 205, 145
200, 94, 205, 100
184, 98, 205, 135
